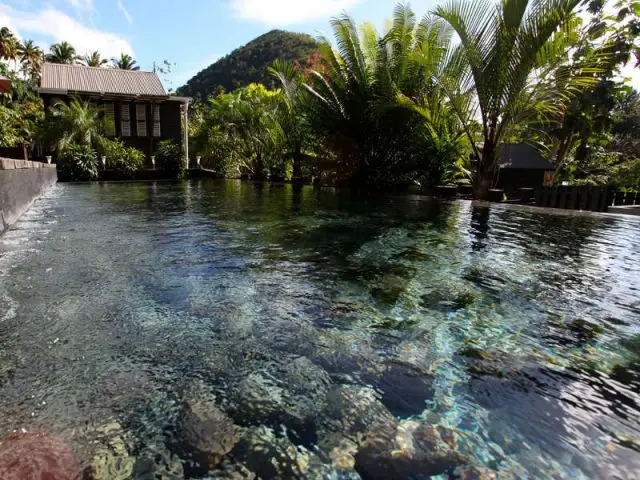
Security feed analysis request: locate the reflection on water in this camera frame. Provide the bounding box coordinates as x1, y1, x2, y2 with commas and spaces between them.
0, 180, 639, 479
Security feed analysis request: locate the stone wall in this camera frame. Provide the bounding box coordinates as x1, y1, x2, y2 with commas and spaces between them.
0, 159, 57, 235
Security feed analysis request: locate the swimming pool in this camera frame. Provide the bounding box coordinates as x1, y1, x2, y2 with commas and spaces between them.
1, 180, 638, 479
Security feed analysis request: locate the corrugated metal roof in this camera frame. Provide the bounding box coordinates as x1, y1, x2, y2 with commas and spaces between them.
499, 143, 553, 170
40, 63, 167, 97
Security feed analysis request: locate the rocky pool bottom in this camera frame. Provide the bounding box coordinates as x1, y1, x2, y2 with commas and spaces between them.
0, 180, 639, 479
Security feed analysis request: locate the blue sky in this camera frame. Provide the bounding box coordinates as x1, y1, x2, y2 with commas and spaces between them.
0, 0, 435, 90
0, 0, 637, 91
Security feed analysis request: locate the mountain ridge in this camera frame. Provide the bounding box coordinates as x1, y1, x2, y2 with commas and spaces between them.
176, 30, 319, 99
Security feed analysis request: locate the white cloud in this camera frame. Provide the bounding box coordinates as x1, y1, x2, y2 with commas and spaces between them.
64, 0, 94, 11
0, 4, 134, 58
230, 0, 362, 25
116, 0, 133, 25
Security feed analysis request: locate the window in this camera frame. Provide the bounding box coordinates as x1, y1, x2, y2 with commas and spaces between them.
104, 103, 115, 137
136, 104, 147, 137
152, 104, 161, 137
120, 103, 131, 137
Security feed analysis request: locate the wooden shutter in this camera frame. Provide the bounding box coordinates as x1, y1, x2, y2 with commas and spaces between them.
136, 104, 147, 137
120, 103, 131, 137
152, 104, 161, 137
104, 103, 115, 137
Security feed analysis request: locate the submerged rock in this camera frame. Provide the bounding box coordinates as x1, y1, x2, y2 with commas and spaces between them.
229, 355, 331, 442
460, 346, 528, 378
420, 287, 478, 313
85, 422, 135, 480
208, 462, 256, 479
354, 420, 470, 480
321, 385, 397, 441
375, 361, 434, 418
0, 432, 79, 480
231, 425, 330, 479
317, 385, 397, 471
452, 464, 496, 479
131, 453, 184, 479
180, 397, 243, 470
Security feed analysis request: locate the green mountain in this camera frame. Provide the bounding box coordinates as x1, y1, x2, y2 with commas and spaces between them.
177, 30, 319, 99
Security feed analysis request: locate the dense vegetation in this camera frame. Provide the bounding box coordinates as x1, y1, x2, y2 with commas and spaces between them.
1, 1, 640, 193
0, 27, 182, 180
190, 1, 640, 196
176, 30, 319, 99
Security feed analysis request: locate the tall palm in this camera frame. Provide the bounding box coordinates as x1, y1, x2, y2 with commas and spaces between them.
269, 59, 313, 179
19, 40, 44, 81
232, 84, 281, 178
44, 98, 108, 153
303, 14, 390, 184
46, 42, 77, 65
2, 36, 20, 71
386, 6, 475, 184
304, 7, 461, 187
0, 27, 16, 61
81, 51, 109, 68
113, 53, 140, 70
433, 0, 591, 199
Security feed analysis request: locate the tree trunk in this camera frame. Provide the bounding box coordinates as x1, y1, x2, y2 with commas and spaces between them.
552, 132, 574, 183
292, 146, 302, 181
473, 139, 498, 201
254, 152, 265, 180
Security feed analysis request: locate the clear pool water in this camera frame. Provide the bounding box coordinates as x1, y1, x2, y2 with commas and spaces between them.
0, 180, 639, 479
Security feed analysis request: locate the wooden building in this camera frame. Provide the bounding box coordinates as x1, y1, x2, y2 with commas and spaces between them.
37, 63, 191, 166
496, 143, 554, 197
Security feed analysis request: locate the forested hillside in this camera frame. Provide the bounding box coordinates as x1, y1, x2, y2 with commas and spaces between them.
176, 30, 318, 99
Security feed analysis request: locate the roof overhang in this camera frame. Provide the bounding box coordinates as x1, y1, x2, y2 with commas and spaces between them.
36, 87, 192, 103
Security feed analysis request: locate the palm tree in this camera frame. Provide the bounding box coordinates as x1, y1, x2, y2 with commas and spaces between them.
2, 36, 20, 71
268, 60, 313, 180
0, 27, 16, 60
303, 14, 390, 184
80, 51, 109, 68
19, 40, 44, 81
113, 53, 139, 70
386, 5, 475, 185
44, 98, 108, 153
433, 0, 591, 199
303, 7, 458, 187
46, 42, 77, 65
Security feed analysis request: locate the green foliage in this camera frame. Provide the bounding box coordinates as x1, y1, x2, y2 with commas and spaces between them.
56, 144, 99, 181
81, 51, 109, 67
191, 84, 284, 178
0, 65, 44, 148
155, 139, 185, 179
177, 30, 318, 99
113, 53, 140, 71
98, 139, 145, 176
46, 41, 77, 64
303, 6, 471, 188
432, 0, 594, 198
43, 98, 109, 154
559, 88, 640, 189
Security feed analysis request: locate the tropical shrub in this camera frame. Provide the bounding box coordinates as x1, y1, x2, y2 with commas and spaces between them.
155, 139, 185, 179
191, 84, 283, 179
42, 98, 109, 155
56, 144, 99, 181
98, 139, 145, 176
0, 65, 44, 149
